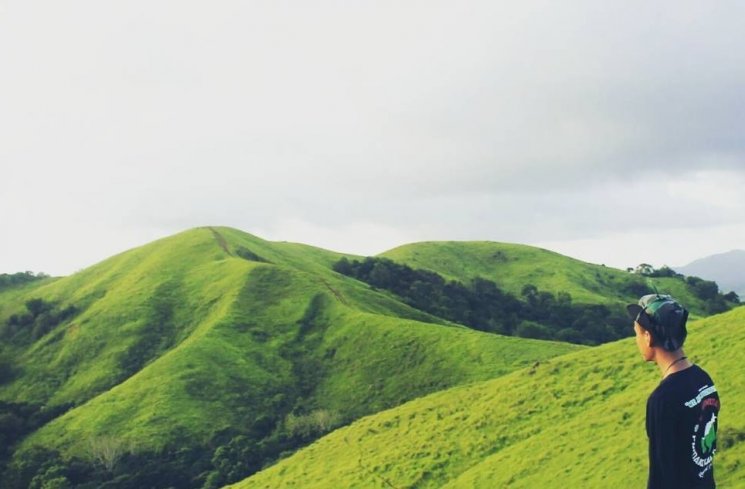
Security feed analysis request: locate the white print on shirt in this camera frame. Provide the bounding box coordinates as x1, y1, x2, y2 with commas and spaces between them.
684, 385, 717, 408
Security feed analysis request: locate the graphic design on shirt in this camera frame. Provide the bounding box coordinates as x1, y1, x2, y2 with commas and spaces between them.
684, 385, 717, 408
689, 396, 719, 479
701, 413, 717, 453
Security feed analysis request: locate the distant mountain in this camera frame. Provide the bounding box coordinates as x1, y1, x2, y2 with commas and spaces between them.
676, 249, 745, 298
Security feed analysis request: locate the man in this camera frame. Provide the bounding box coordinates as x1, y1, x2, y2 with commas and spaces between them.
628, 294, 720, 489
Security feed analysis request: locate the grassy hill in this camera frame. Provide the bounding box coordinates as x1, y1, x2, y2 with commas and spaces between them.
0, 227, 581, 488
380, 241, 721, 317
231, 305, 745, 489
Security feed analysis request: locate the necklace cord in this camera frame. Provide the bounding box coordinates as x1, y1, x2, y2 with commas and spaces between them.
664, 356, 688, 376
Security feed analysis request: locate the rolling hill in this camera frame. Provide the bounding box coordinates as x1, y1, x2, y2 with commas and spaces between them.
1, 227, 738, 488
231, 304, 745, 489
0, 227, 581, 488
380, 241, 722, 317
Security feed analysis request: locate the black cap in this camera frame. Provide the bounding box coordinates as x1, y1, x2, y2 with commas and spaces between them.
627, 294, 689, 351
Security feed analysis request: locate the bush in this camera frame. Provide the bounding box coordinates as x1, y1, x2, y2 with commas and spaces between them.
284, 409, 341, 438
723, 291, 740, 303
0, 272, 48, 291
3, 300, 79, 343
514, 321, 551, 340
555, 328, 583, 344
0, 357, 14, 385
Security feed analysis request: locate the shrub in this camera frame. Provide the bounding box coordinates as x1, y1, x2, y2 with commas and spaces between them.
515, 321, 551, 340
284, 409, 341, 438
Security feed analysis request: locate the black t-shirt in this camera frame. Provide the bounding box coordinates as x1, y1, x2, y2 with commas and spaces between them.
646, 364, 720, 489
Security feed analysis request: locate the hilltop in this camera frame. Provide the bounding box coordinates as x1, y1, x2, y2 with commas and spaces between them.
232, 305, 745, 489
380, 241, 729, 315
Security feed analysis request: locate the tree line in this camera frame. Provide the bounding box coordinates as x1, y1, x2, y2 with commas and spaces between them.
333, 257, 633, 345
3, 298, 78, 345
0, 294, 343, 489
629, 263, 739, 313
0, 272, 49, 291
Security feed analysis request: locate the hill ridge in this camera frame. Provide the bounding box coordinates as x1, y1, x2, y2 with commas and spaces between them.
0, 226, 584, 488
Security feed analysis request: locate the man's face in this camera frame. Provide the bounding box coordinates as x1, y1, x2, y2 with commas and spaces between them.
634, 322, 654, 362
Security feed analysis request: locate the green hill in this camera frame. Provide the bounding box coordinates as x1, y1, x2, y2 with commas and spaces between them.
0, 227, 580, 488
231, 305, 745, 489
380, 241, 725, 317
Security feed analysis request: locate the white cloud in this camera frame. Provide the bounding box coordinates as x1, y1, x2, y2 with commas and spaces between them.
255, 218, 415, 257
535, 222, 745, 272
1, 1, 744, 274
666, 169, 745, 211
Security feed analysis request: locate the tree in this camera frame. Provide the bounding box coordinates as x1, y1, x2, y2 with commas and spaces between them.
368, 262, 393, 289
634, 264, 654, 276
556, 328, 583, 344
332, 257, 353, 276
521, 284, 538, 307
0, 354, 13, 384
723, 291, 740, 303
515, 321, 551, 340
694, 280, 719, 301
24, 299, 52, 318
204, 435, 262, 488
88, 435, 128, 473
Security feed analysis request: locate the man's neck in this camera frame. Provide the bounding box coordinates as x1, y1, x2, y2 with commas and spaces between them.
654, 348, 691, 378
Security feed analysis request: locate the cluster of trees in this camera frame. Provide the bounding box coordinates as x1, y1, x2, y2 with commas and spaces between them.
0, 408, 342, 489
0, 286, 346, 489
334, 257, 630, 345
628, 264, 739, 313
0, 272, 49, 291
1, 293, 342, 489
3, 299, 78, 343
0, 401, 72, 486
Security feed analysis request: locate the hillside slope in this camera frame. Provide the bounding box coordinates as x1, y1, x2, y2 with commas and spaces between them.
232, 305, 745, 489
0, 227, 581, 488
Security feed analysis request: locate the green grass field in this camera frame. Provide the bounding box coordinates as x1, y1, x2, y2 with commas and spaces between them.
380, 241, 719, 316
0, 227, 583, 487
1, 226, 739, 488
231, 305, 745, 489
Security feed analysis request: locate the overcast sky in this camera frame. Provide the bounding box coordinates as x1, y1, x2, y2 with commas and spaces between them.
2, 1, 744, 276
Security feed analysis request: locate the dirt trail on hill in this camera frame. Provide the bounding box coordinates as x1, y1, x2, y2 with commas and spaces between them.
208, 227, 233, 256
321, 279, 348, 305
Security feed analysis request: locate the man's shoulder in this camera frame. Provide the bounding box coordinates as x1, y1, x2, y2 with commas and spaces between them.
649, 364, 718, 406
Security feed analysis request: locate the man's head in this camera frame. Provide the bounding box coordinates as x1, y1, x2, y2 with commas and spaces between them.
627, 294, 689, 360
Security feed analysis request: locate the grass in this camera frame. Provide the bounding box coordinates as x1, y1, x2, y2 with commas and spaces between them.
0, 227, 579, 470
380, 241, 717, 316
3, 226, 737, 488
231, 305, 745, 489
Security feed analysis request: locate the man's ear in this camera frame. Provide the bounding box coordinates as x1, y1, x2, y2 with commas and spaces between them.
644, 329, 654, 348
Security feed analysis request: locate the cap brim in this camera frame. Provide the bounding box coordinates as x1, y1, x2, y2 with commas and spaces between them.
626, 304, 643, 320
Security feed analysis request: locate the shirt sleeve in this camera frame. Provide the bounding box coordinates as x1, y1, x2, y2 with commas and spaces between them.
647, 393, 679, 489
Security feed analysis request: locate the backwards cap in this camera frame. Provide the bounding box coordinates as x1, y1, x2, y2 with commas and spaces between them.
627, 294, 689, 351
